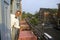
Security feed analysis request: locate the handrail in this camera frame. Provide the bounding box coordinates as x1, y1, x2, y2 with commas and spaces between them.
25, 18, 54, 40
25, 18, 43, 36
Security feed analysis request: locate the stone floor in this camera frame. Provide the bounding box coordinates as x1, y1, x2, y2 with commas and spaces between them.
18, 20, 37, 40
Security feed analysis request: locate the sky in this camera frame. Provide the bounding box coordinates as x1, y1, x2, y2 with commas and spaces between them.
22, 0, 60, 14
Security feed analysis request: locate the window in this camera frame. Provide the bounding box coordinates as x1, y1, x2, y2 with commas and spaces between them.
59, 20, 60, 24
58, 19, 60, 26
16, 3, 20, 9
16, 0, 20, 3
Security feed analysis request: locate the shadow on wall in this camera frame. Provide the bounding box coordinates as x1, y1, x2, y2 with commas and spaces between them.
0, 24, 11, 40
0, 24, 2, 40
0, 30, 1, 40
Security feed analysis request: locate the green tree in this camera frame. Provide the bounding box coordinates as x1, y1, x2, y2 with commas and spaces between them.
22, 11, 27, 19
29, 17, 39, 25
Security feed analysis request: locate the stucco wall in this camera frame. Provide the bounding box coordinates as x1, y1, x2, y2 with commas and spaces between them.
0, 0, 3, 40
0, 0, 11, 40
0, 1, 2, 40
12, 0, 16, 14
12, 0, 19, 14
0, 0, 2, 24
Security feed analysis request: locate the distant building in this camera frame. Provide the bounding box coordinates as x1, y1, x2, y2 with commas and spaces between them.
57, 3, 60, 28
0, 0, 11, 40
57, 3, 60, 18
39, 8, 50, 24
39, 8, 57, 25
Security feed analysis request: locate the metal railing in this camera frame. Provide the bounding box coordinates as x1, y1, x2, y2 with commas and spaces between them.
25, 18, 44, 40
25, 18, 53, 40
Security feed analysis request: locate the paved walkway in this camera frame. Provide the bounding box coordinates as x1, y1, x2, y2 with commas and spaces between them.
20, 20, 30, 31
18, 20, 37, 40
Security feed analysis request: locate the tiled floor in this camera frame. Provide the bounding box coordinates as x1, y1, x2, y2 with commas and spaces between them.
18, 20, 37, 40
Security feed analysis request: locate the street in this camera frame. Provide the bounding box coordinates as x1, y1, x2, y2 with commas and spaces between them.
44, 27, 60, 40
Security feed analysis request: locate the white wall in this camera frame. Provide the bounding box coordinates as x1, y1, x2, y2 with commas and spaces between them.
0, 1, 2, 40
0, 2, 1, 40
0, 0, 11, 40
0, 0, 2, 24
12, 0, 17, 14
12, 0, 19, 14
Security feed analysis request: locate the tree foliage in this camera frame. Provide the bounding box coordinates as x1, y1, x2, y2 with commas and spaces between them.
22, 8, 58, 26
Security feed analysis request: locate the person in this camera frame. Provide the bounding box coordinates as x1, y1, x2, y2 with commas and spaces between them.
11, 12, 20, 40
